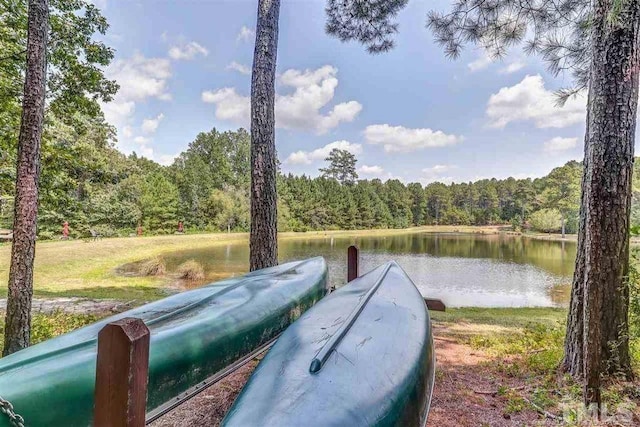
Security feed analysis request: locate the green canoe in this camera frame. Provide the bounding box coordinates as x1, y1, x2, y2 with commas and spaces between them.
0, 257, 328, 426
222, 261, 435, 427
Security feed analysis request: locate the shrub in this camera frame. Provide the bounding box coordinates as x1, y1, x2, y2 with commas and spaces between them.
529, 209, 563, 233
177, 259, 205, 281
139, 257, 166, 276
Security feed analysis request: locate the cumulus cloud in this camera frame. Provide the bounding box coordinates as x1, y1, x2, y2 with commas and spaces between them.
202, 65, 362, 133
168, 41, 208, 60
227, 61, 250, 75
285, 140, 362, 165
486, 75, 585, 128
106, 54, 172, 102
201, 88, 250, 123
363, 124, 462, 153
358, 165, 384, 175
141, 113, 164, 134
101, 53, 172, 130
544, 136, 578, 152
237, 26, 254, 42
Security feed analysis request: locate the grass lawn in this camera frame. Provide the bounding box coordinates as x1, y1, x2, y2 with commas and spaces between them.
0, 233, 249, 300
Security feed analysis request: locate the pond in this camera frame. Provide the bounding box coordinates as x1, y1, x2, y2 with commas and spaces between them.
139, 232, 576, 308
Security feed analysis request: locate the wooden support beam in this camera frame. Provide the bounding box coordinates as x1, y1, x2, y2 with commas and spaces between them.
94, 317, 150, 427
424, 298, 446, 312
347, 245, 359, 282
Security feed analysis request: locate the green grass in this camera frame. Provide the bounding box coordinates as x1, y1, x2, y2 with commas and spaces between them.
0, 311, 99, 355
0, 233, 251, 301
431, 307, 567, 328
432, 307, 640, 422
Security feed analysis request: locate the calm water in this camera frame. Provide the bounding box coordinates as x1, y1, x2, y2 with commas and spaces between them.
132, 232, 577, 308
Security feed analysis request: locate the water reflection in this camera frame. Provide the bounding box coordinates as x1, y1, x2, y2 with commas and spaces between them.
153, 233, 576, 308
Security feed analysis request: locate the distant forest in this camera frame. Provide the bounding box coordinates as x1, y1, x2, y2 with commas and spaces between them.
1, 121, 638, 239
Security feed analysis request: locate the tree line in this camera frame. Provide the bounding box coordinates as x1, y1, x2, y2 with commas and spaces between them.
4, 124, 639, 238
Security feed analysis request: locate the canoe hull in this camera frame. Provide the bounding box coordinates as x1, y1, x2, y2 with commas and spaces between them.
222, 261, 435, 427
0, 257, 328, 427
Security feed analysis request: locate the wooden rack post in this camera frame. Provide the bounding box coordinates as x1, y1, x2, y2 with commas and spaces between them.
347, 245, 359, 282
94, 317, 150, 427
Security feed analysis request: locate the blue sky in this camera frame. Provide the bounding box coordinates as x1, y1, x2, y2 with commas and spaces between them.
96, 0, 587, 184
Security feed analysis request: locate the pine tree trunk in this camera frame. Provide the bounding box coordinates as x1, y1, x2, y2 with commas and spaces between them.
3, 0, 49, 356
249, 0, 280, 271
563, 0, 639, 407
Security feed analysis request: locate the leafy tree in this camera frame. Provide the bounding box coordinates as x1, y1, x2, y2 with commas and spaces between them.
140, 172, 179, 232
407, 182, 427, 225
319, 148, 359, 185
425, 182, 451, 225
172, 128, 250, 227
529, 208, 563, 233
3, 0, 117, 354
540, 162, 581, 238
249, 0, 280, 271
4, 0, 49, 356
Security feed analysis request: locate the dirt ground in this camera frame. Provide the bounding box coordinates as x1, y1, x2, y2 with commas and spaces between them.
151, 323, 569, 427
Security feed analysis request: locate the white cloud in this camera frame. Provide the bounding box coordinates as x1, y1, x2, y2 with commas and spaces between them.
363, 124, 462, 153
202, 65, 362, 133
202, 88, 250, 123
276, 66, 362, 133
237, 26, 254, 42
468, 51, 493, 72
486, 75, 585, 128
141, 113, 164, 134
122, 126, 133, 138
168, 41, 209, 60
544, 136, 578, 152
105, 53, 172, 102
500, 61, 525, 74
101, 53, 172, 132
227, 61, 250, 75
358, 165, 384, 175
285, 140, 362, 165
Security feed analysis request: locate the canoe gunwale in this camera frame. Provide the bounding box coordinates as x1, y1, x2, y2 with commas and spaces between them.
309, 262, 392, 373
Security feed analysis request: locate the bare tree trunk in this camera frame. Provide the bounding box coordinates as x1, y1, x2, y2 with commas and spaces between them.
3, 0, 49, 356
249, 0, 280, 271
563, 0, 639, 408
